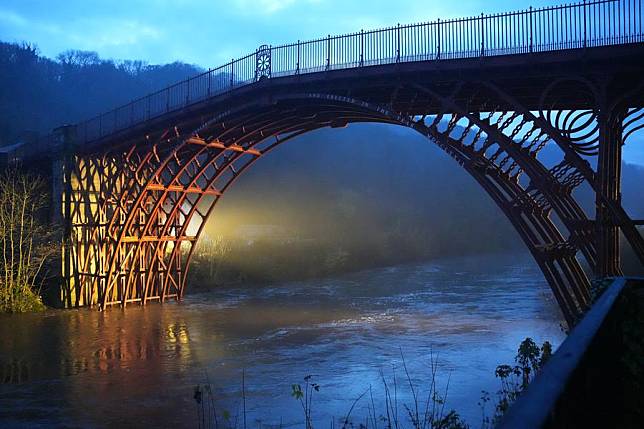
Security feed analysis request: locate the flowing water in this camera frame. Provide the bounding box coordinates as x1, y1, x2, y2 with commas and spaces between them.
0, 252, 565, 428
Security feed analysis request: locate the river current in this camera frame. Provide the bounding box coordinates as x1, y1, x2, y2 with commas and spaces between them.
0, 252, 565, 428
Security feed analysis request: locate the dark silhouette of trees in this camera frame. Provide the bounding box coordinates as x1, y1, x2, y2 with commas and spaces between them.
0, 41, 202, 146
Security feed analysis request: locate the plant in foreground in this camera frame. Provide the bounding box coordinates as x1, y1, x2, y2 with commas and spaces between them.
291, 375, 320, 429
193, 338, 550, 428
289, 350, 469, 429
479, 337, 552, 427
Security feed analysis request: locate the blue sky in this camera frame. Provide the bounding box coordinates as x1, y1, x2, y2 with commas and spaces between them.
0, 0, 566, 66
1, 0, 643, 165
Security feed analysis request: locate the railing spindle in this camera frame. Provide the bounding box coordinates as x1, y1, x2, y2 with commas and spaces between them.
75, 0, 643, 144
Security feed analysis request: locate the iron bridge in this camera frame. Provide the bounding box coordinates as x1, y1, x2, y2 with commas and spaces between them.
17, 0, 644, 325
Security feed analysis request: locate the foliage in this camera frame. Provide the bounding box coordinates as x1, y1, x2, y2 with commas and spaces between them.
479, 338, 552, 427
0, 168, 56, 312
188, 236, 360, 288
385, 351, 469, 429
190, 339, 561, 428
288, 352, 470, 428
190, 236, 232, 284
291, 375, 320, 429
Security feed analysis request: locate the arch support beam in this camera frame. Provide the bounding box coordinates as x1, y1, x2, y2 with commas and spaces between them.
596, 106, 624, 277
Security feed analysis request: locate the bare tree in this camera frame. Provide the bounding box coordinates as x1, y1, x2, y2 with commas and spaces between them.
0, 168, 57, 312
56, 49, 101, 68
118, 59, 149, 76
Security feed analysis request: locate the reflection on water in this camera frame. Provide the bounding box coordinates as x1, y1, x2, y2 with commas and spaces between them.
0, 253, 565, 428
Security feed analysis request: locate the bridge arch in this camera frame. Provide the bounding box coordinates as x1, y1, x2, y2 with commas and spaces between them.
38, 0, 642, 329
66, 93, 603, 325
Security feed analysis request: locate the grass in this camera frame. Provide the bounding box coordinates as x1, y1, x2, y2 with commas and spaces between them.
192, 338, 552, 428
192, 350, 470, 429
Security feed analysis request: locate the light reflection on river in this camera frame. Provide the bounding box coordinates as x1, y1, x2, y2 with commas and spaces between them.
0, 253, 565, 428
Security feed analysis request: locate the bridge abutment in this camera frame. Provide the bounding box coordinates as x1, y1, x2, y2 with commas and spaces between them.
49, 125, 77, 308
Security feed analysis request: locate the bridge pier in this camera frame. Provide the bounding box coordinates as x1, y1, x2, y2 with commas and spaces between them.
50, 125, 77, 308
48, 136, 191, 309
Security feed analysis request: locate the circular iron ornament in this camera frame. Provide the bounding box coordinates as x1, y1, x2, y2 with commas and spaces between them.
257, 54, 270, 71
256, 45, 271, 81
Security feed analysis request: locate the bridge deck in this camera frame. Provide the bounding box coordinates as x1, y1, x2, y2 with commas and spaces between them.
74, 42, 644, 154
18, 0, 640, 155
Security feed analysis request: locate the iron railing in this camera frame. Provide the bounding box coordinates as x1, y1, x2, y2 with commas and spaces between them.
76, 0, 643, 144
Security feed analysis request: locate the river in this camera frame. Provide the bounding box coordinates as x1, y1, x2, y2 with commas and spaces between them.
0, 252, 565, 428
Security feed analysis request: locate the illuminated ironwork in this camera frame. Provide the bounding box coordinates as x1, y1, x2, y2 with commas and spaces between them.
29, 0, 643, 325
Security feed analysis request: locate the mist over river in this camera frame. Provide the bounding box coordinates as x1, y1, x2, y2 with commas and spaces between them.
0, 252, 565, 428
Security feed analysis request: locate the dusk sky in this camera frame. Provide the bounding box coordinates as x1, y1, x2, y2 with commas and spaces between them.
0, 0, 575, 65
1, 0, 642, 164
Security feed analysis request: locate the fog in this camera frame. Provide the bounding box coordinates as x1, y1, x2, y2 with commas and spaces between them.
194, 124, 519, 282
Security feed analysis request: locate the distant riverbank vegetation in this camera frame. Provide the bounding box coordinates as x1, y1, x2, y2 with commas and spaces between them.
189, 228, 464, 289
188, 223, 644, 291
0, 169, 55, 312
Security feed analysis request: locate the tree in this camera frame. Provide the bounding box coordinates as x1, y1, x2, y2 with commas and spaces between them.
0, 168, 56, 312
480, 337, 553, 427
118, 59, 149, 76
56, 49, 101, 68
